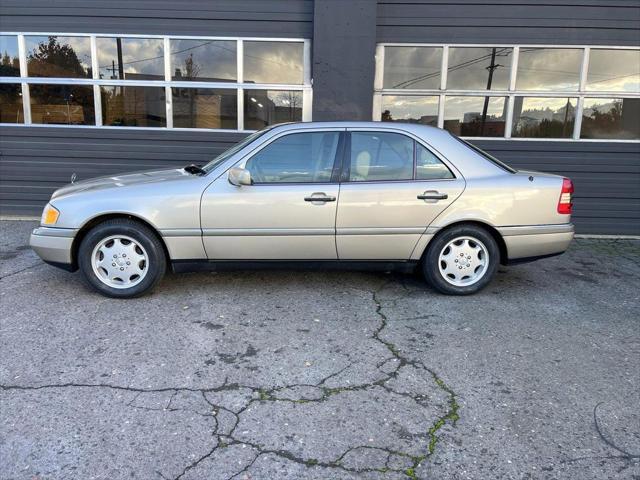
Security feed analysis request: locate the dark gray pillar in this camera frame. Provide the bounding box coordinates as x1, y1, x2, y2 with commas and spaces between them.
312, 0, 377, 121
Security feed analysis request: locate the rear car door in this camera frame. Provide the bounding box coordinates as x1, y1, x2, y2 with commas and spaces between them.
336, 129, 465, 259
200, 129, 344, 260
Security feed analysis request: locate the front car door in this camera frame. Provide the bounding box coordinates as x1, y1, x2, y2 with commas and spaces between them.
200, 129, 344, 260
336, 129, 465, 260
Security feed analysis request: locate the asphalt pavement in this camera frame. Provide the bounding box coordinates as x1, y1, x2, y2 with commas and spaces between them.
1, 220, 638, 480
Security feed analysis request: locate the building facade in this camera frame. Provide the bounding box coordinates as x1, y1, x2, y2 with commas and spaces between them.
1, 0, 639, 234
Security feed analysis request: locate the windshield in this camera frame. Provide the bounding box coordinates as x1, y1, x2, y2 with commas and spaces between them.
453, 135, 517, 173
201, 127, 274, 173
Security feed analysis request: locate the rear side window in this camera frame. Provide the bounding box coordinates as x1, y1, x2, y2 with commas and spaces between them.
348, 131, 454, 182
349, 132, 413, 182
245, 131, 340, 183
416, 143, 454, 180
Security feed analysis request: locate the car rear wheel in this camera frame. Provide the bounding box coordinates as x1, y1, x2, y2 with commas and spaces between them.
78, 218, 166, 298
423, 224, 499, 295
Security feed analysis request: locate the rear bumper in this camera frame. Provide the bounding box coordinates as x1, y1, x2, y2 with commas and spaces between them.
29, 227, 77, 270
499, 224, 574, 261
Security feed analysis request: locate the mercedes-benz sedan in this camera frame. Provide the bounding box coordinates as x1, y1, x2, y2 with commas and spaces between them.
30, 122, 574, 298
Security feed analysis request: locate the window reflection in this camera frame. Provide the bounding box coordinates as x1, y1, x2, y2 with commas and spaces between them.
172, 88, 237, 129
516, 48, 582, 91
443, 96, 507, 137
244, 42, 303, 85
586, 49, 640, 93
26, 36, 92, 78
383, 47, 442, 89
97, 37, 164, 81
244, 90, 302, 129
101, 86, 166, 127
581, 98, 640, 140
30, 84, 94, 125
171, 40, 236, 82
0, 84, 24, 123
447, 47, 512, 91
380, 95, 439, 126
512, 97, 576, 138
0, 36, 20, 77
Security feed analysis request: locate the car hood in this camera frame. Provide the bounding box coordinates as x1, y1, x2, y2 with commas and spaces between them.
51, 168, 195, 200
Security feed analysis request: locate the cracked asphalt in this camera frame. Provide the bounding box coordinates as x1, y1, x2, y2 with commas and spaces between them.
1, 220, 639, 480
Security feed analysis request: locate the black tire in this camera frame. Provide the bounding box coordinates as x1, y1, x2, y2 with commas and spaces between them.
422, 224, 500, 295
77, 218, 166, 298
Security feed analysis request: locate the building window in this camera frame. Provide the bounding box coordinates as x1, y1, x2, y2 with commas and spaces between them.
375, 44, 640, 141
0, 33, 311, 131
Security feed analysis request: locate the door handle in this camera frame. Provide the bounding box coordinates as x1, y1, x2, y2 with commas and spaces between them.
304, 193, 336, 203
417, 191, 448, 201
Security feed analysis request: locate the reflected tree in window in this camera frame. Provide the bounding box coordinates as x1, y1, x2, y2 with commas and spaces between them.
27, 36, 91, 78
581, 99, 640, 139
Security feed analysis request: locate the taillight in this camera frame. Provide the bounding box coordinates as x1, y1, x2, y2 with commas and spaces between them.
557, 178, 574, 214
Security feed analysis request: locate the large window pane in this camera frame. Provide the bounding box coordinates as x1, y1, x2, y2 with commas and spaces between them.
0, 84, 24, 123
349, 132, 414, 182
586, 49, 640, 93
30, 84, 94, 125
0, 36, 20, 77
416, 143, 454, 180
516, 48, 582, 91
170, 39, 236, 82
245, 132, 339, 183
443, 96, 507, 137
381, 95, 439, 126
512, 97, 576, 138
26, 36, 91, 78
447, 47, 512, 91
101, 86, 166, 127
244, 90, 302, 129
581, 98, 640, 140
244, 41, 303, 84
172, 88, 237, 129
97, 37, 164, 81
383, 46, 442, 90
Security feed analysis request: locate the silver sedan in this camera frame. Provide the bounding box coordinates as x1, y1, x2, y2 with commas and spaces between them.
30, 122, 574, 297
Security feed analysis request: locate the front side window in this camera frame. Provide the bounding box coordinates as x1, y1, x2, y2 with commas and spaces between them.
349, 132, 414, 182
245, 131, 340, 184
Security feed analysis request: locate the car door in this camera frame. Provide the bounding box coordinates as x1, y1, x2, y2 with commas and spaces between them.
200, 129, 344, 260
336, 129, 465, 260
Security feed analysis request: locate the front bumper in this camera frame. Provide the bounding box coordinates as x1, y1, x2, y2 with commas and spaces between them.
499, 224, 574, 261
29, 227, 78, 270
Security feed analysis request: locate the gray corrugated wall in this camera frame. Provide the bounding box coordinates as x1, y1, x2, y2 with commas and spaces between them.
0, 0, 313, 37
377, 0, 640, 45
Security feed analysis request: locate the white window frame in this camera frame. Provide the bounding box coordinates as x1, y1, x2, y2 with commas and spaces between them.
0, 32, 313, 132
374, 43, 640, 143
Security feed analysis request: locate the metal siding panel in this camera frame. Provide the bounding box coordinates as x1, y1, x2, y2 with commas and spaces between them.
1, 0, 313, 37
376, 1, 640, 45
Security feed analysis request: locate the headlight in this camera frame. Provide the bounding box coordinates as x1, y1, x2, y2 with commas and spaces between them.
41, 204, 60, 225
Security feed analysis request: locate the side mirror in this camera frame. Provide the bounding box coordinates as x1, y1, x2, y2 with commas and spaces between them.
228, 167, 252, 186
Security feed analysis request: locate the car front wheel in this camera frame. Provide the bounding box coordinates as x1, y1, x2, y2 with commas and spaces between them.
423, 224, 499, 295
77, 218, 166, 298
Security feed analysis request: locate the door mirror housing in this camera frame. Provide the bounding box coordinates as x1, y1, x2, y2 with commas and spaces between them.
228, 167, 252, 186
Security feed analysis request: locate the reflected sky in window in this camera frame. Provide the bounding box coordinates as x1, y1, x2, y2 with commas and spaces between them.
26, 36, 92, 78
447, 47, 512, 90
0, 36, 20, 76
244, 42, 304, 85
170, 40, 236, 82
381, 95, 439, 125
97, 37, 164, 80
587, 49, 640, 93
516, 48, 582, 91
383, 47, 442, 90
